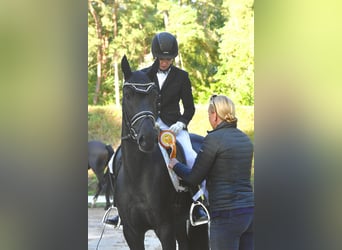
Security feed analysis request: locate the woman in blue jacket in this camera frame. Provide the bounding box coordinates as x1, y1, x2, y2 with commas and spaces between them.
169, 95, 255, 250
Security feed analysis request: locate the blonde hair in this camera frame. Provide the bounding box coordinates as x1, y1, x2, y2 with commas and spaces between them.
209, 95, 237, 123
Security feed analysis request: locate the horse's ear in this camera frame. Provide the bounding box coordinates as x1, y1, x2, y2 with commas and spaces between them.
121, 55, 132, 81
147, 58, 159, 81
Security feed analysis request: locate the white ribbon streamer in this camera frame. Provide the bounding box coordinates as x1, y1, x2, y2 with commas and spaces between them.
158, 143, 187, 192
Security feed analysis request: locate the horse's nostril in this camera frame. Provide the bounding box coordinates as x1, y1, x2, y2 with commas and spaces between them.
139, 136, 147, 146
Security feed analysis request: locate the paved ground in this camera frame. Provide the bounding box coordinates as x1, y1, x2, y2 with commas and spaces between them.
88, 206, 162, 250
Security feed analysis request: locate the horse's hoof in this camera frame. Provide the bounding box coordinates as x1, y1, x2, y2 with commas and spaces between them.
91, 198, 97, 208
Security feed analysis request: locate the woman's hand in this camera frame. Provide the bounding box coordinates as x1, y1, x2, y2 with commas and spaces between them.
168, 158, 179, 169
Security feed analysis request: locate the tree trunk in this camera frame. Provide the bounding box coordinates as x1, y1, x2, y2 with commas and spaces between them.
114, 58, 120, 106
113, 0, 120, 107
163, 10, 169, 28
88, 0, 103, 105
94, 51, 102, 105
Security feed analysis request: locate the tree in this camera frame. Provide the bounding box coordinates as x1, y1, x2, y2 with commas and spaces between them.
159, 0, 223, 103
215, 0, 254, 105
88, 0, 114, 105
88, 0, 254, 106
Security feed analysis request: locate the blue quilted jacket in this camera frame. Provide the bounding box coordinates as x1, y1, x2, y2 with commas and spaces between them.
174, 121, 254, 212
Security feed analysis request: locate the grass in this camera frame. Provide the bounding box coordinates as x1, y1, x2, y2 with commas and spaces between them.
88, 105, 122, 148
88, 170, 97, 195
88, 104, 254, 193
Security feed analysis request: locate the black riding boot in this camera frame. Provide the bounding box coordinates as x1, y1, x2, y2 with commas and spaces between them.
104, 215, 121, 227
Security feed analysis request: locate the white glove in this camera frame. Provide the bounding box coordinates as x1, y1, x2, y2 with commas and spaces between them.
169, 121, 185, 135
154, 121, 161, 134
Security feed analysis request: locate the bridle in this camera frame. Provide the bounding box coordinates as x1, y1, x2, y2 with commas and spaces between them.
121, 82, 157, 142
122, 110, 156, 141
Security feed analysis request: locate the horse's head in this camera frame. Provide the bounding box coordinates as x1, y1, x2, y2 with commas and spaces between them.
121, 55, 159, 153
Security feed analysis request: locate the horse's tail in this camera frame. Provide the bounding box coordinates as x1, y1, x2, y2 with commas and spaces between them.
105, 144, 115, 163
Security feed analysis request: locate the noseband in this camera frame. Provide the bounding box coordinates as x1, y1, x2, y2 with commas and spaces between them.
122, 82, 157, 142
122, 110, 156, 141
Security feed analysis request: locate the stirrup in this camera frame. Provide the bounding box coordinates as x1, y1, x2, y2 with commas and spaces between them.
189, 201, 210, 226
101, 206, 121, 228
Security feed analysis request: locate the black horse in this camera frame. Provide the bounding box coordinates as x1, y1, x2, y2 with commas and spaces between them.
113, 55, 208, 250
88, 140, 114, 210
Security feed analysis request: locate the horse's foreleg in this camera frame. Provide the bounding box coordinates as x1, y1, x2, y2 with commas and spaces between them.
122, 226, 145, 250
174, 217, 190, 250
155, 225, 177, 250
188, 224, 209, 250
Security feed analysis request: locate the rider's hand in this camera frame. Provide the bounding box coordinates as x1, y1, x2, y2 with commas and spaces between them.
169, 121, 185, 135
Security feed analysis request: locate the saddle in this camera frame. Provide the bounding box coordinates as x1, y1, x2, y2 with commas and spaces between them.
159, 130, 199, 192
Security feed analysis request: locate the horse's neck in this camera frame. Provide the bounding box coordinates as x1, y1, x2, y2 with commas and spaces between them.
122, 143, 142, 157
121, 142, 147, 174
120, 125, 154, 178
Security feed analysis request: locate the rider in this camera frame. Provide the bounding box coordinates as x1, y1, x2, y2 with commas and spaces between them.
150, 31, 197, 169
105, 31, 208, 226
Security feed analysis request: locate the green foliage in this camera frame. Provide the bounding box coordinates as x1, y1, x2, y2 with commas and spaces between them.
114, 0, 160, 66
166, 4, 220, 100
88, 172, 98, 195
88, 0, 254, 105
214, 0, 254, 105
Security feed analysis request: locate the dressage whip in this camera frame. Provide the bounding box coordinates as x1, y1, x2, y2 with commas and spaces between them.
95, 206, 119, 250
95, 152, 120, 249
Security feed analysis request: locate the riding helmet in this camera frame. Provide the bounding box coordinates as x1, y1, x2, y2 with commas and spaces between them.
151, 32, 178, 59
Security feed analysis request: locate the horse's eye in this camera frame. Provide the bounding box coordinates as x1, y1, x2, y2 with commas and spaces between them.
124, 88, 133, 99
